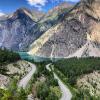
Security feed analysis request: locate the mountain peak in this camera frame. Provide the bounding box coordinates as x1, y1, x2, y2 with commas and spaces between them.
16, 8, 32, 14
9, 8, 33, 20
48, 1, 72, 14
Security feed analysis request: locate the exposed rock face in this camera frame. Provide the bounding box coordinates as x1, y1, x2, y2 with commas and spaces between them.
29, 0, 100, 58
28, 2, 87, 57
0, 8, 47, 51
29, 19, 87, 57
0, 60, 32, 88
39, 2, 73, 33
0, 74, 9, 89
77, 71, 100, 97
0, 8, 43, 51
31, 9, 45, 22
0, 0, 100, 57
0, 3, 72, 51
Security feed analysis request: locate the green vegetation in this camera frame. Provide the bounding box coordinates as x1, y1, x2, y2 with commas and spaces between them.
0, 79, 27, 100
27, 62, 61, 100
54, 57, 100, 85
54, 57, 100, 99
0, 48, 20, 75
72, 89, 100, 100
0, 48, 20, 65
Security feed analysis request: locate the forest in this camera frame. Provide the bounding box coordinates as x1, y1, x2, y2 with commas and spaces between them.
0, 48, 20, 65
0, 48, 21, 75
54, 57, 100, 99
54, 57, 100, 85
27, 62, 62, 100
0, 78, 27, 100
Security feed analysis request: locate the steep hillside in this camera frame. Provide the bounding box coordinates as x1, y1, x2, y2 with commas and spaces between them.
0, 3, 72, 51
54, 57, 100, 98
31, 9, 45, 22
39, 2, 73, 30
0, 8, 44, 51
29, 0, 100, 58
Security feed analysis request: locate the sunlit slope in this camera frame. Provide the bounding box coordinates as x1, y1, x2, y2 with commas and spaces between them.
28, 24, 60, 55
28, 0, 100, 58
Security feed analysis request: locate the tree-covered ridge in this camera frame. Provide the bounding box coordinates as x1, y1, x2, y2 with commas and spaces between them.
0, 48, 20, 75
54, 57, 100, 99
54, 57, 100, 85
0, 48, 20, 65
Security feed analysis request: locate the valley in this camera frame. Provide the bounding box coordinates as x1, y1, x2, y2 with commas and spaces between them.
0, 0, 100, 100
0, 48, 100, 100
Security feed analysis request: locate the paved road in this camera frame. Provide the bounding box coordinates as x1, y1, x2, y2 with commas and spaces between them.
18, 62, 36, 89
46, 64, 72, 100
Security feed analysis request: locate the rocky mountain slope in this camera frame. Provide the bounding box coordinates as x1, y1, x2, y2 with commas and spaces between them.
0, 60, 32, 88
0, 8, 36, 51
29, 0, 100, 58
77, 71, 100, 97
0, 2, 72, 51
31, 9, 45, 22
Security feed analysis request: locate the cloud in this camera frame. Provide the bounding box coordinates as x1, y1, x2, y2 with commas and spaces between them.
0, 10, 5, 16
34, 5, 43, 11
27, 0, 47, 10
64, 0, 80, 2
26, 0, 79, 11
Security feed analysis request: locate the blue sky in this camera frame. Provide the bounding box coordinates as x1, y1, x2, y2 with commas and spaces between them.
0, 0, 80, 15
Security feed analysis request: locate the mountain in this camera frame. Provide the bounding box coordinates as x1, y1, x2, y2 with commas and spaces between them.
31, 9, 45, 22
0, 8, 44, 51
40, 2, 72, 23
0, 2, 72, 51
28, 0, 100, 58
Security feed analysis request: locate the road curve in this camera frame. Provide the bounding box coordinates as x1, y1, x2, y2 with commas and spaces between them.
46, 64, 72, 100
18, 62, 36, 89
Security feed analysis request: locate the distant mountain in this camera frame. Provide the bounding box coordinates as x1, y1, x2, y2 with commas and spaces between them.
0, 8, 45, 51
0, 8, 34, 51
28, 0, 100, 58
31, 9, 45, 22
0, 2, 72, 51
40, 2, 73, 23
0, 14, 9, 20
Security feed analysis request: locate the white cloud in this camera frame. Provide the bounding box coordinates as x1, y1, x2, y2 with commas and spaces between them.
27, 0, 47, 6
26, 0, 79, 10
64, 0, 80, 2
27, 0, 47, 10
34, 5, 43, 11
0, 10, 5, 16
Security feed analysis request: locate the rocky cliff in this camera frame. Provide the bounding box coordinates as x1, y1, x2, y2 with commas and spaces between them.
0, 8, 45, 51
29, 0, 100, 58
0, 2, 72, 51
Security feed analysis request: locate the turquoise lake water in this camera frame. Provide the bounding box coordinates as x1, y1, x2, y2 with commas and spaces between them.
18, 52, 51, 62
18, 52, 63, 62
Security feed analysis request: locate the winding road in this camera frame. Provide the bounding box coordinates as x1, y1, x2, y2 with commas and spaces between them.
46, 64, 72, 100
18, 62, 36, 89
18, 62, 72, 100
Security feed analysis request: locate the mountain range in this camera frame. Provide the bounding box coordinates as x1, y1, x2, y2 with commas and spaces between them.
28, 0, 100, 58
0, 0, 100, 58
0, 2, 72, 51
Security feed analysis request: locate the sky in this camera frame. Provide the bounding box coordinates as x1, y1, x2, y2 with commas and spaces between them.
0, 0, 80, 15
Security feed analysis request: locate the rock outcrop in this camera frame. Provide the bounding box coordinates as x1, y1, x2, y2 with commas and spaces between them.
29, 0, 100, 58
0, 8, 44, 51
0, 3, 71, 51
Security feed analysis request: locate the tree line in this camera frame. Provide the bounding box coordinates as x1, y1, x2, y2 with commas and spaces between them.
54, 57, 100, 85
0, 48, 21, 75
